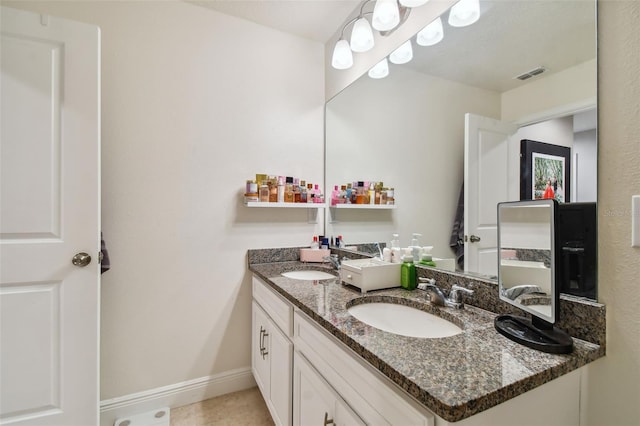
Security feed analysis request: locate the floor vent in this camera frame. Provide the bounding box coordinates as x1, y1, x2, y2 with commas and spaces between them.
114, 407, 170, 426
515, 66, 547, 81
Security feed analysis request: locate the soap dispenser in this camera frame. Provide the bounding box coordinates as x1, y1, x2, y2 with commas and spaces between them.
410, 233, 422, 263
400, 255, 416, 290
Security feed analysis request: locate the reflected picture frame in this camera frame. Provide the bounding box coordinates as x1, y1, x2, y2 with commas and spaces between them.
520, 139, 571, 203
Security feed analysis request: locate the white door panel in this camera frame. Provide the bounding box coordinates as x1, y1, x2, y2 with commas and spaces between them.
1, 7, 100, 426
464, 113, 517, 277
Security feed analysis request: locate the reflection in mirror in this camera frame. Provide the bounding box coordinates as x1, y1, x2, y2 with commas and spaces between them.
495, 199, 573, 354
325, 0, 597, 299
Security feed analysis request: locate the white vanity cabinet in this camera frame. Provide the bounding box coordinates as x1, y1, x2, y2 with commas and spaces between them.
293, 352, 365, 426
252, 278, 294, 426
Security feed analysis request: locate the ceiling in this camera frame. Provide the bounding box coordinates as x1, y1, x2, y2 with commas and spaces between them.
187, 0, 360, 43
188, 0, 596, 95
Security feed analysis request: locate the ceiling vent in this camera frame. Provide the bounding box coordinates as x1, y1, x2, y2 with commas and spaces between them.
514, 66, 547, 81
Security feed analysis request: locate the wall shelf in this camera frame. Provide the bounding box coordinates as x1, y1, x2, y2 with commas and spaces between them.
244, 201, 325, 209
330, 204, 396, 209
244, 201, 323, 223
329, 203, 396, 223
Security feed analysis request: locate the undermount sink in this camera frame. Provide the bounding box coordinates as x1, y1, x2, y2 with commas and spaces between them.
281, 270, 336, 280
347, 302, 463, 338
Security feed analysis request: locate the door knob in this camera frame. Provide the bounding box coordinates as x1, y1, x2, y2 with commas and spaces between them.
469, 235, 481, 243
72, 252, 92, 267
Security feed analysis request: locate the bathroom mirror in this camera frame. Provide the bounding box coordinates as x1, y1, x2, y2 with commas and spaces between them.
324, 0, 597, 298
495, 199, 573, 354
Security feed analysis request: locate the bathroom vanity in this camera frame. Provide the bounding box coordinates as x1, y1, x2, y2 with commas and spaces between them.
248, 252, 604, 426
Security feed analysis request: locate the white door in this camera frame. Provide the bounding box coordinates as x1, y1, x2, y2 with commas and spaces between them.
464, 113, 517, 277
0, 7, 100, 426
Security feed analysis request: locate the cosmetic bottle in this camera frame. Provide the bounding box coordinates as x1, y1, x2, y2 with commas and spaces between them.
259, 182, 269, 202
300, 180, 308, 203
314, 184, 323, 203
277, 176, 285, 203
345, 184, 353, 204
293, 178, 301, 203
331, 185, 340, 206
269, 177, 278, 202
380, 187, 388, 205
387, 188, 395, 205
375, 182, 383, 204
310, 236, 319, 249
306, 183, 314, 203
284, 177, 294, 203
400, 255, 416, 290
410, 233, 422, 263
356, 182, 366, 204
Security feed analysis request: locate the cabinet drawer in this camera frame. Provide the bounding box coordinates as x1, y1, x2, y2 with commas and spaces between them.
253, 276, 293, 337
294, 311, 434, 426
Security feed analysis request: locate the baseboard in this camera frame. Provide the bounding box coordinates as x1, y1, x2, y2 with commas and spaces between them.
99, 367, 256, 426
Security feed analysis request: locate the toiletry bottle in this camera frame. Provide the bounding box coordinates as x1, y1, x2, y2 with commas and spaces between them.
419, 246, 436, 267
310, 236, 320, 249
259, 182, 269, 202
410, 233, 422, 263
284, 177, 294, 203
387, 188, 395, 205
368, 181, 376, 205
380, 187, 388, 205
293, 178, 301, 203
400, 255, 417, 290
337, 235, 343, 248
269, 177, 278, 202
331, 185, 340, 206
277, 176, 285, 203
345, 183, 353, 204
390, 233, 401, 263
356, 181, 366, 204
307, 183, 314, 203
300, 180, 307, 203
314, 184, 323, 203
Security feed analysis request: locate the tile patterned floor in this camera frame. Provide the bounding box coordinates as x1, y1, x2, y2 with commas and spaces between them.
170, 387, 274, 426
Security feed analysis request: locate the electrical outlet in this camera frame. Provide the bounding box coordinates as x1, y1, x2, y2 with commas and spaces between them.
633, 195, 640, 247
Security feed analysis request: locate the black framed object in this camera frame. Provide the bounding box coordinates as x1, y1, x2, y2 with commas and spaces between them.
520, 139, 571, 202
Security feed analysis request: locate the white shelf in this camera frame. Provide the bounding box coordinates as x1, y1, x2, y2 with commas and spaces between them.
330, 204, 396, 209
244, 201, 325, 209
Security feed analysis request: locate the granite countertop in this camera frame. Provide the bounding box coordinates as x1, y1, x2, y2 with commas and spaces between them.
249, 260, 605, 422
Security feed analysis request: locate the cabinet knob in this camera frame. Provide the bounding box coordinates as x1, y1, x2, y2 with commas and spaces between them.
323, 412, 334, 426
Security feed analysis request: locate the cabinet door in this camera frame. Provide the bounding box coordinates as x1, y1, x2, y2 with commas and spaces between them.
252, 301, 271, 400
293, 352, 365, 426
269, 323, 293, 426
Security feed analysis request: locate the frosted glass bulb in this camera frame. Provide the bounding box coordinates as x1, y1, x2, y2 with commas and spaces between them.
389, 40, 413, 65
399, 0, 429, 7
331, 39, 353, 70
416, 17, 444, 46
350, 17, 375, 53
372, 0, 400, 31
368, 58, 389, 79
448, 0, 480, 27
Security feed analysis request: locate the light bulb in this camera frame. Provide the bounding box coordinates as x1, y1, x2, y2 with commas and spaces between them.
368, 58, 389, 79
350, 17, 375, 53
389, 40, 413, 64
331, 39, 353, 70
372, 0, 400, 31
416, 17, 443, 46
448, 0, 480, 27
399, 0, 428, 7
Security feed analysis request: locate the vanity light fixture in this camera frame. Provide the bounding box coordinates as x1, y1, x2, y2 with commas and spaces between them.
416, 17, 444, 46
372, 0, 401, 31
368, 57, 390, 79
331, 39, 353, 69
448, 0, 480, 27
399, 0, 429, 7
351, 16, 375, 52
389, 39, 413, 64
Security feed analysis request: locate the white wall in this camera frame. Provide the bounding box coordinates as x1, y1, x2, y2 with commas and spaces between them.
326, 66, 500, 257
584, 1, 640, 424
3, 0, 325, 406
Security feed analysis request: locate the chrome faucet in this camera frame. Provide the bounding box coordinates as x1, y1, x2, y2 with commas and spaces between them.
418, 278, 474, 309
323, 254, 341, 270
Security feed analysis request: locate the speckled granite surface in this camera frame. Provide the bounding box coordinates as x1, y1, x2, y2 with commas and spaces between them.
248, 253, 605, 422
